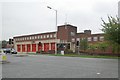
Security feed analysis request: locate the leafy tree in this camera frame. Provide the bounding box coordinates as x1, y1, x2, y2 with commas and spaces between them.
98, 42, 108, 52
0, 41, 2, 49
101, 16, 120, 53
80, 38, 88, 51
88, 44, 97, 52
2, 40, 7, 48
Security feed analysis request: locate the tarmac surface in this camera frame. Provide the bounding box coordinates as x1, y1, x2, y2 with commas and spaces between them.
2, 54, 118, 78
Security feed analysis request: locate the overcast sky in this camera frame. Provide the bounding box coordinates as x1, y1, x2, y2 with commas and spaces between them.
0, 0, 119, 41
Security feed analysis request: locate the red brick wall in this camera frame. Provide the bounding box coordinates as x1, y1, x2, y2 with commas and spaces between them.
57, 24, 77, 42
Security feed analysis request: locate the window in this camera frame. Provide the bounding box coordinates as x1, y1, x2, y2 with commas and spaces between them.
72, 38, 75, 42
30, 37, 32, 40
44, 35, 46, 38
35, 36, 37, 39
77, 38, 80, 41
27, 37, 29, 40
54, 34, 56, 38
100, 36, 104, 41
38, 36, 40, 39
47, 35, 49, 38
93, 37, 98, 41
32, 36, 34, 39
41, 35, 43, 39
87, 37, 92, 41
50, 34, 53, 38
71, 32, 75, 36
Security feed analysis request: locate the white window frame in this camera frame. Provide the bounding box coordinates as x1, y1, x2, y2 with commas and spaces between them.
44, 35, 46, 38
87, 37, 92, 41
77, 38, 80, 41
50, 34, 52, 38
100, 36, 104, 41
71, 32, 75, 36
41, 35, 43, 39
35, 36, 37, 39
93, 37, 98, 41
30, 37, 32, 40
72, 38, 75, 42
47, 35, 49, 38
54, 34, 56, 38
38, 36, 40, 39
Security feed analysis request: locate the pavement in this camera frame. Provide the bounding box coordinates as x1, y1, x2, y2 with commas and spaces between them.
2, 54, 118, 78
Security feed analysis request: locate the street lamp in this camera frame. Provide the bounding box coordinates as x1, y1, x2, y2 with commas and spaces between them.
47, 6, 57, 55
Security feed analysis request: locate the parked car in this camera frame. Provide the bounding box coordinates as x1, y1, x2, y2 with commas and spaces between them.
11, 49, 17, 54
3, 48, 17, 54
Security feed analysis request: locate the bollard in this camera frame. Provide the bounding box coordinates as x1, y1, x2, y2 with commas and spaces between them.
2, 53, 7, 61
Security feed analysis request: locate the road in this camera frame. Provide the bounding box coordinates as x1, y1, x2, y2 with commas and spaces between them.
2, 54, 118, 78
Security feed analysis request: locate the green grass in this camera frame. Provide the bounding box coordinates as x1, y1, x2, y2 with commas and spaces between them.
18, 52, 119, 59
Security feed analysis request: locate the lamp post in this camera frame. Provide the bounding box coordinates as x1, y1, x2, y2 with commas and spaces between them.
47, 6, 57, 55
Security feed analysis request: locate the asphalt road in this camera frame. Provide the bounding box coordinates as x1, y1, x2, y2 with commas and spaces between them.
2, 54, 118, 78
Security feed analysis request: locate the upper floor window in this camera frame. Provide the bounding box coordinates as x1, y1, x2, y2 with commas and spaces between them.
47, 35, 49, 38
87, 37, 92, 41
38, 36, 40, 39
71, 32, 75, 36
50, 34, 53, 38
54, 34, 56, 38
93, 37, 98, 41
35, 36, 37, 39
32, 36, 34, 39
72, 38, 75, 42
30, 37, 32, 40
77, 38, 80, 41
41, 35, 43, 39
27, 37, 29, 40
44, 35, 46, 38
100, 36, 104, 41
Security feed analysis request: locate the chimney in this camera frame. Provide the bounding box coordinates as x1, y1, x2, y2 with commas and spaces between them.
84, 30, 91, 35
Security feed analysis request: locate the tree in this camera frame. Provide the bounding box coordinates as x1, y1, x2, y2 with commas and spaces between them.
2, 40, 7, 48
80, 38, 88, 51
101, 16, 120, 53
0, 41, 2, 49
98, 42, 108, 52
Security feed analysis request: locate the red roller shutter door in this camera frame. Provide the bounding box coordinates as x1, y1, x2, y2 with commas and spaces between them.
27, 44, 31, 52
17, 45, 21, 52
51, 43, 55, 50
22, 44, 26, 52
44, 43, 49, 52
32, 44, 36, 52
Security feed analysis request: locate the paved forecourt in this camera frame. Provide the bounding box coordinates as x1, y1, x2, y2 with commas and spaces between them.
2, 54, 118, 78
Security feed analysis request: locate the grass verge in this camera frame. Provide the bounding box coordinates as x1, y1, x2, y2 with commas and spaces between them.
17, 53, 120, 59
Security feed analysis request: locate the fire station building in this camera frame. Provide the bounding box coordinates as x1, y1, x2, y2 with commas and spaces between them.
13, 24, 104, 54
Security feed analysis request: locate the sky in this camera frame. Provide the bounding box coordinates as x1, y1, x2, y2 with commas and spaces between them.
0, 0, 119, 41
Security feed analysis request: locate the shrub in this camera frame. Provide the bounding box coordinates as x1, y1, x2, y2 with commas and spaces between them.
64, 49, 73, 54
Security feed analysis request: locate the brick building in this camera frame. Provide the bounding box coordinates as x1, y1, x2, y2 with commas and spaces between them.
13, 24, 105, 54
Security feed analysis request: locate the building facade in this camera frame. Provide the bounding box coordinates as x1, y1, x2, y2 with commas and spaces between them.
13, 24, 106, 54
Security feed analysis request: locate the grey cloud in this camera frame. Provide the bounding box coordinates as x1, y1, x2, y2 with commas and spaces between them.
1, 0, 118, 40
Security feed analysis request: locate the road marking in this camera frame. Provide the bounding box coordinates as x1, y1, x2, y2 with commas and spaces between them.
97, 73, 101, 74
